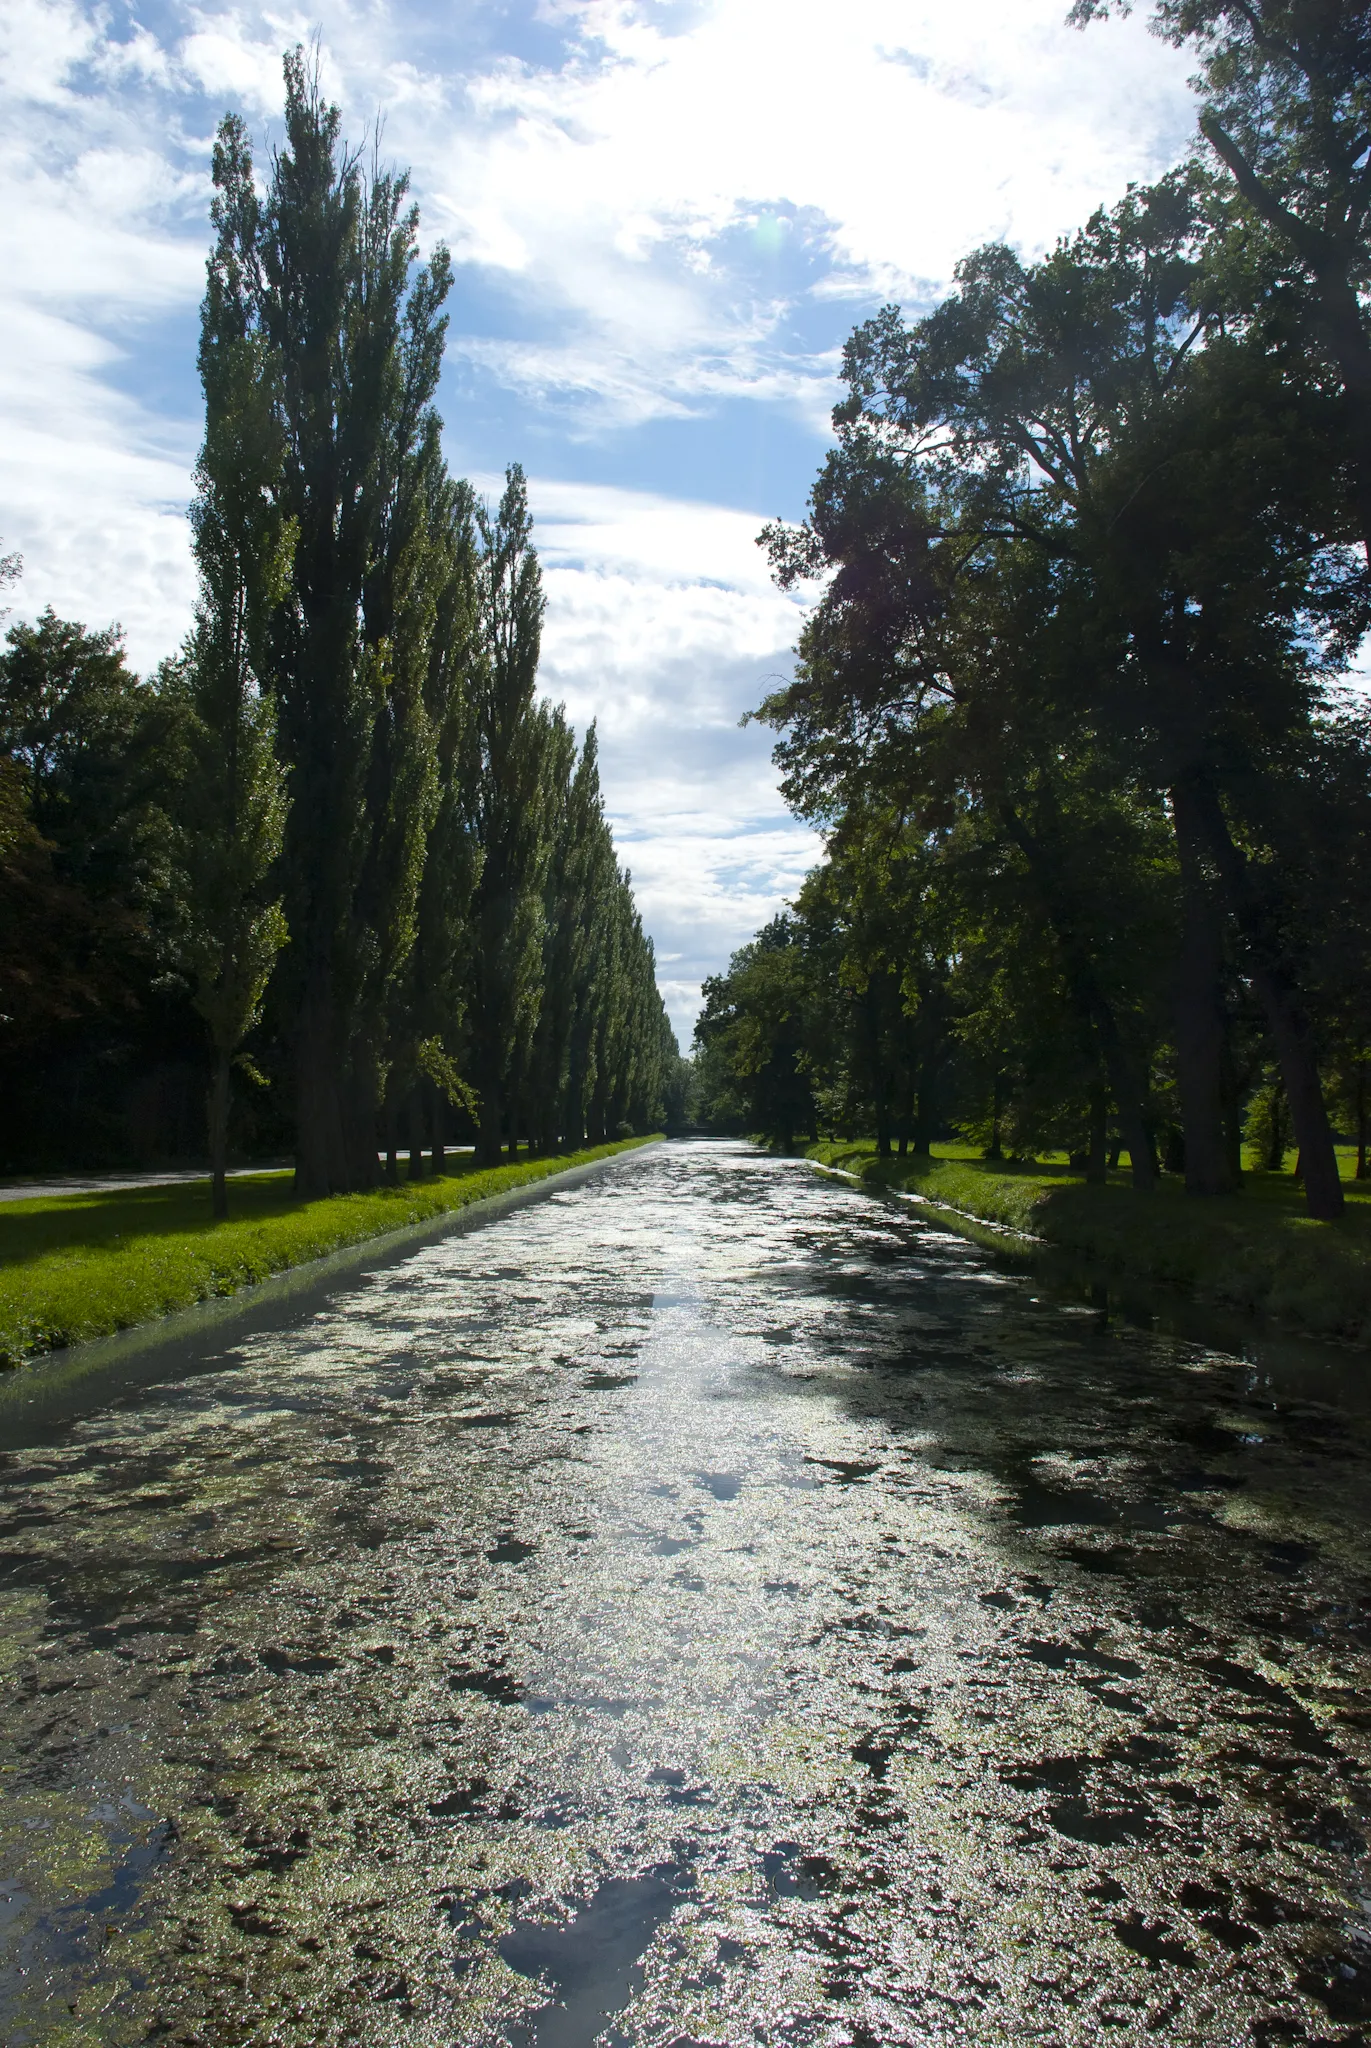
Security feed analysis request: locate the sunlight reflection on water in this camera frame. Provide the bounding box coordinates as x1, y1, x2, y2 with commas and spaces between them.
0, 1139, 1368, 2045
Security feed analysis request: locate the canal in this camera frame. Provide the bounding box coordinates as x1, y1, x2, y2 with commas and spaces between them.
0, 1139, 1368, 2044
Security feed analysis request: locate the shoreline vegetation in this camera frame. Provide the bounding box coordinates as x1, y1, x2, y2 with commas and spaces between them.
0, 1138, 658, 1369
808, 1140, 1371, 1351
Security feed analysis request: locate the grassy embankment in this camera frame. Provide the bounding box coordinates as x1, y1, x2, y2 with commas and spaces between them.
808, 1139, 1371, 1348
0, 1138, 658, 1367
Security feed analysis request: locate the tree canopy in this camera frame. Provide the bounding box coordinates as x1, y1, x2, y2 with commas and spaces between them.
701, 3, 1371, 1217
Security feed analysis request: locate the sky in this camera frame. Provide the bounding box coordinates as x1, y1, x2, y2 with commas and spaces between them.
0, 0, 1199, 1050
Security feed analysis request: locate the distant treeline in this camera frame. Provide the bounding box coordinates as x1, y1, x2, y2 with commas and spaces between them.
0, 51, 683, 1206
697, 0, 1371, 1220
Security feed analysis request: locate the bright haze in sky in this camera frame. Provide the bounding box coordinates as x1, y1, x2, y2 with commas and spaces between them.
0, 0, 1196, 1050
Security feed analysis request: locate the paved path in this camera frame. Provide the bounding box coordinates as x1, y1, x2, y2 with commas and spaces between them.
0, 1138, 1367, 2044
0, 1149, 476, 1203
0, 1165, 288, 1203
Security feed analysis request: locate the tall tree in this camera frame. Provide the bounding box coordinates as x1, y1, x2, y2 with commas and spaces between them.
175, 115, 294, 1218
819, 183, 1356, 1212
394, 475, 483, 1177
209, 49, 454, 1195
758, 454, 1169, 1189
696, 918, 817, 1152
561, 737, 619, 1149
464, 466, 556, 1164
526, 716, 583, 1153
342, 238, 460, 1185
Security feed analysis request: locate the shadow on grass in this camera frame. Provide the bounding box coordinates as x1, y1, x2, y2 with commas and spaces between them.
0, 1156, 518, 1266
809, 1141, 1371, 1349
0, 1143, 657, 1362
0, 1173, 301, 1263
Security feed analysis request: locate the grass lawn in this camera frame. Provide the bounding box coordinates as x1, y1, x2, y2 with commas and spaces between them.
808, 1139, 1371, 1348
0, 1138, 659, 1366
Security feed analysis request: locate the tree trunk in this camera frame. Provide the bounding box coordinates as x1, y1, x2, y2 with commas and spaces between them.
208, 1051, 231, 1221
295, 984, 343, 1198
1358, 1063, 1368, 1180
1266, 1080, 1287, 1173
865, 981, 892, 1157
1101, 1030, 1156, 1191
429, 1079, 446, 1177
384, 1098, 399, 1185
408, 1087, 427, 1179
478, 1074, 503, 1167
1187, 780, 1343, 1219
343, 1053, 381, 1192
587, 1077, 609, 1147
1086, 1082, 1107, 1186
1253, 963, 1343, 1215
505, 1051, 522, 1161
986, 1071, 1003, 1161
1221, 1029, 1244, 1189
1061, 983, 1155, 1191
1000, 802, 1155, 1191
1169, 782, 1236, 1196
912, 1075, 935, 1159
563, 1063, 586, 1152
533, 1098, 554, 1156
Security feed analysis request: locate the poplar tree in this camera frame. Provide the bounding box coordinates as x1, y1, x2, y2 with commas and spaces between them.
176, 113, 294, 1217
0, 53, 678, 1178
562, 742, 620, 1147
464, 466, 556, 1163
525, 714, 580, 1152
344, 254, 457, 1185
393, 476, 482, 1177
207, 50, 454, 1196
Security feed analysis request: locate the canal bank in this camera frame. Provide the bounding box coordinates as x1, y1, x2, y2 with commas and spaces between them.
809, 1139, 1371, 1353
0, 1130, 655, 1400
0, 1138, 1367, 2045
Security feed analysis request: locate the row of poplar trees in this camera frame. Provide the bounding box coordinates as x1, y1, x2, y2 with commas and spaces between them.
191, 53, 675, 1204
0, 51, 674, 1207
698, 0, 1371, 1221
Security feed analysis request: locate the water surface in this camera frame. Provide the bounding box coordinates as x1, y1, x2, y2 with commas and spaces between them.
0, 1140, 1367, 2045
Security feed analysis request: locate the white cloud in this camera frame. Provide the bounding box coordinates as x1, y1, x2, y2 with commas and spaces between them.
0, 298, 198, 666
110, 0, 1194, 433
409, 0, 1196, 427
0, 0, 208, 657
532, 479, 784, 593
0, 0, 100, 106
525, 478, 821, 1048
